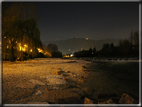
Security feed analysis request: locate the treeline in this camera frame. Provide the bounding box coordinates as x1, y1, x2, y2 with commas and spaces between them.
43, 44, 62, 58
2, 3, 44, 61
74, 31, 139, 58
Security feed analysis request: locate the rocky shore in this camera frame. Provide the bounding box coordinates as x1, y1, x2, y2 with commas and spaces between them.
2, 58, 139, 105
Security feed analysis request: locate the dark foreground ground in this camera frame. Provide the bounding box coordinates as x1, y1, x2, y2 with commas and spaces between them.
81, 61, 139, 104
2, 59, 140, 105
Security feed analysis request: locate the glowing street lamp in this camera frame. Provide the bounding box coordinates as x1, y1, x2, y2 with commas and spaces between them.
30, 49, 32, 52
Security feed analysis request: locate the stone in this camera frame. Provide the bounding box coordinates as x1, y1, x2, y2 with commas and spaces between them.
35, 90, 43, 95
119, 93, 135, 104
16, 82, 36, 89
82, 65, 87, 68
13, 89, 35, 100
40, 75, 64, 79
41, 88, 84, 104
84, 97, 94, 104
65, 76, 70, 80
66, 73, 75, 77
79, 78, 84, 82
63, 78, 66, 81
77, 75, 84, 79
46, 78, 69, 90
61, 74, 66, 77
98, 99, 115, 104
51, 70, 62, 75
74, 75, 77, 77
46, 78, 68, 85
40, 75, 69, 90
28, 79, 45, 85
65, 71, 70, 73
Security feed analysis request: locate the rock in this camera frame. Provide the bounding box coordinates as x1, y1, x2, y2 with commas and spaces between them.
61, 74, 66, 77
13, 89, 35, 100
28, 79, 45, 85
65, 76, 70, 79
46, 78, 68, 85
76, 74, 84, 82
46, 77, 69, 90
51, 70, 62, 75
84, 97, 94, 104
41, 88, 84, 104
63, 78, 66, 81
65, 71, 70, 73
119, 93, 136, 104
82, 65, 87, 68
35, 90, 43, 95
98, 99, 115, 104
16, 82, 37, 89
77, 75, 84, 79
68, 72, 73, 75
40, 75, 69, 90
79, 78, 84, 82
74, 74, 77, 77
40, 75, 64, 79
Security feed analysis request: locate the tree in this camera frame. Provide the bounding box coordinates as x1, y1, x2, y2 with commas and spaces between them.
89, 47, 93, 57
110, 43, 114, 48
46, 44, 63, 58
93, 46, 96, 56
118, 39, 131, 56
129, 30, 139, 46
2, 2, 42, 61
47, 44, 58, 53
2, 18, 23, 61
133, 31, 139, 45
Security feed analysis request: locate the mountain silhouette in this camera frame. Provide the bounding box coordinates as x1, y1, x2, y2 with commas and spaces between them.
44, 37, 120, 54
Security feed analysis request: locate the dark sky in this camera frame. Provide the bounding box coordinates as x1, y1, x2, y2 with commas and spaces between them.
34, 2, 139, 42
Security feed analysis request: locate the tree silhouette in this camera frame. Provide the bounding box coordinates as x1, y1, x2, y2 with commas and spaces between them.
2, 3, 42, 61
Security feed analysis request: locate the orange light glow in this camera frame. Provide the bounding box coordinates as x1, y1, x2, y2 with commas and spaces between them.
30, 49, 32, 52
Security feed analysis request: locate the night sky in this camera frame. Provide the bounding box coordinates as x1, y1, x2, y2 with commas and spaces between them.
34, 2, 139, 42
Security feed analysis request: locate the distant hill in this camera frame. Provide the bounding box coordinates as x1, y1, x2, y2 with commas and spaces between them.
44, 38, 120, 54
